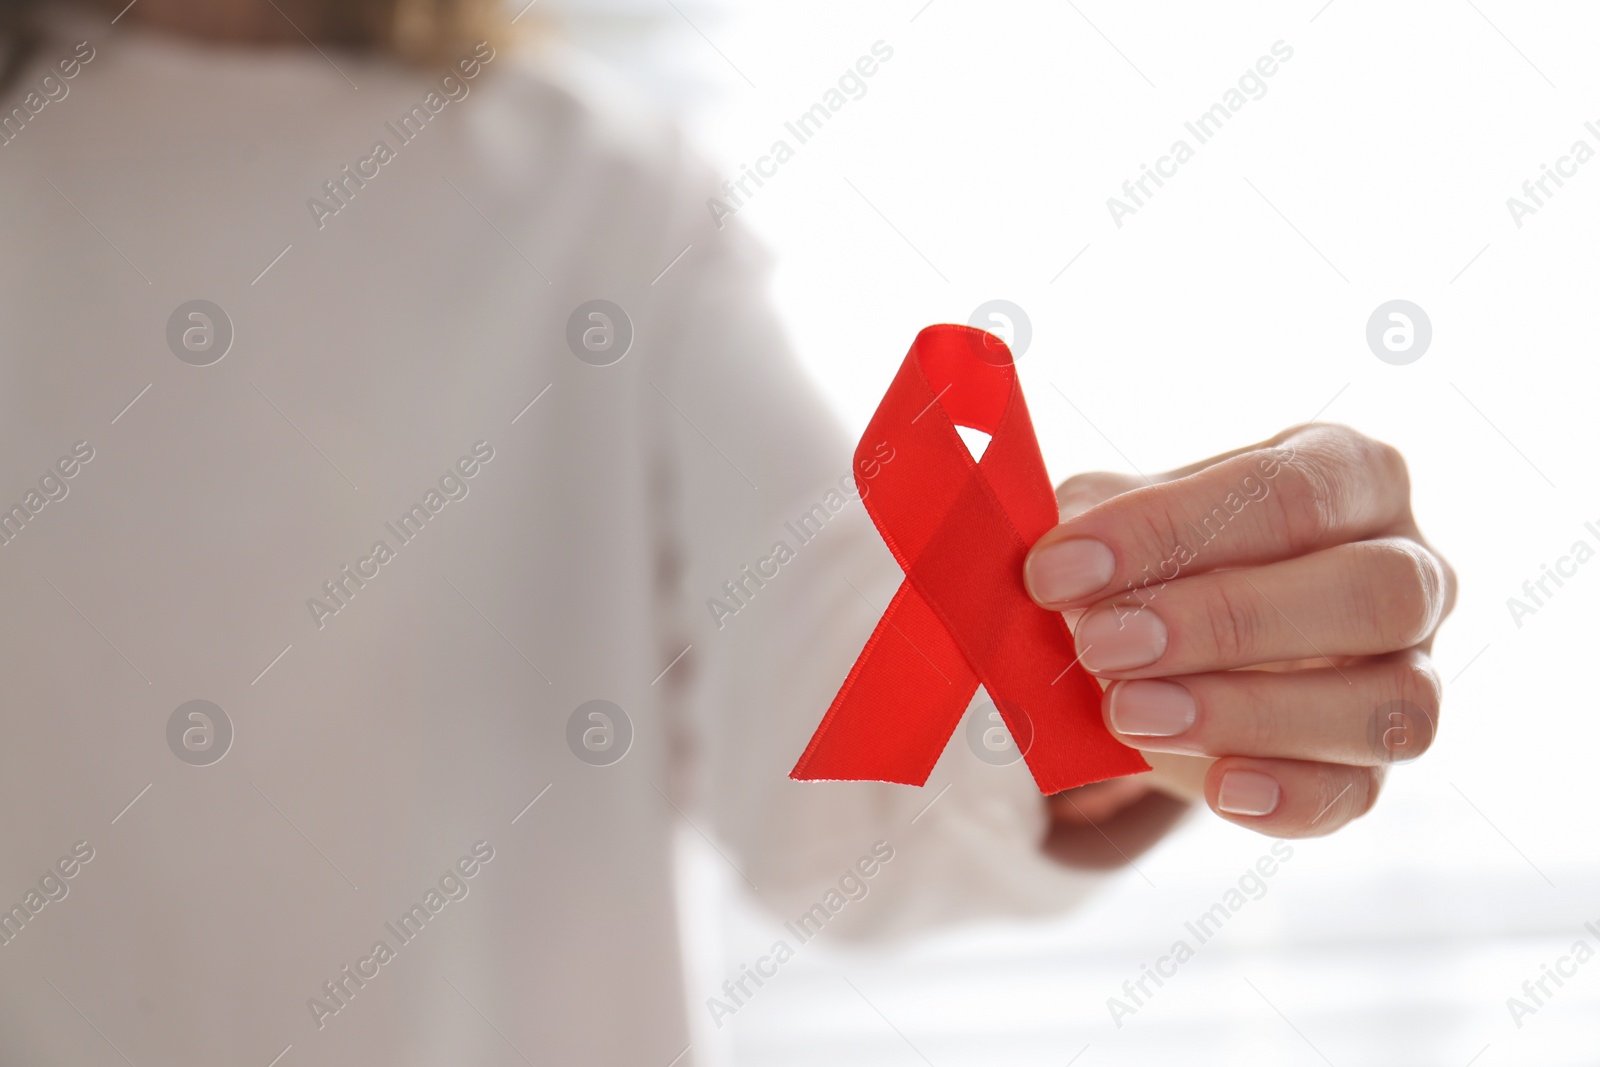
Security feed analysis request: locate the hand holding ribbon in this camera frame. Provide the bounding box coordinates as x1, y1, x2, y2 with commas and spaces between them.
791, 325, 1150, 795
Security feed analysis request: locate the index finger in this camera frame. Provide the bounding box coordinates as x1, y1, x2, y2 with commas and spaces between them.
1025, 424, 1412, 609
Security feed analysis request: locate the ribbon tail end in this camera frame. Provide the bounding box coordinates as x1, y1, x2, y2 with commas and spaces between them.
1027, 747, 1153, 796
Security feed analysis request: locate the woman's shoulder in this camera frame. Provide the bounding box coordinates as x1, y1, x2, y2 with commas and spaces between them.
468, 41, 690, 183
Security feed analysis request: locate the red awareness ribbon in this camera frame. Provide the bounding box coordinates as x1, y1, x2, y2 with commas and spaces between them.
791, 324, 1150, 795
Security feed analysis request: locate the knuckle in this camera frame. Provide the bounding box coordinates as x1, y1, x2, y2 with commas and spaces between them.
1234, 692, 1288, 755
1351, 767, 1384, 820
1268, 425, 1409, 551
1307, 774, 1346, 826
1311, 767, 1382, 833
1399, 660, 1444, 727
1119, 494, 1188, 578
1360, 539, 1445, 649
1266, 451, 1342, 550
1327, 423, 1409, 490
1374, 438, 1410, 495
1365, 651, 1440, 765
1200, 579, 1266, 664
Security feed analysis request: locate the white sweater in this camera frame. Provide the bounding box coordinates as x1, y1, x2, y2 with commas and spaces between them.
0, 7, 1099, 1064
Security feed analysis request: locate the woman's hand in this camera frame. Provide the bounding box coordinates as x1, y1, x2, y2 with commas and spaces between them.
1027, 424, 1454, 839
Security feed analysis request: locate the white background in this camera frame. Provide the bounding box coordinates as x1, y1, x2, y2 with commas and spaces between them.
548, 1, 1600, 1063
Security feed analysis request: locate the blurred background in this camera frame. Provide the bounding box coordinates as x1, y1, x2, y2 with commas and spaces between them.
538, 1, 1600, 1064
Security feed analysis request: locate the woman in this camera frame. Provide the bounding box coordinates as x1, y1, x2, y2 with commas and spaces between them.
0, 1, 1452, 1063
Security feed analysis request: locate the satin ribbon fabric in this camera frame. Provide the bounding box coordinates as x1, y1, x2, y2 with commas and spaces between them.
791, 325, 1150, 795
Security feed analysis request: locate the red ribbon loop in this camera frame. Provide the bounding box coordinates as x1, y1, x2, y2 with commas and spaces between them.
791, 324, 1150, 795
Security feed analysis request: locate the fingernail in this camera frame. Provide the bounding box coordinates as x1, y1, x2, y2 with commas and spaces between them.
1074, 605, 1168, 672
1217, 771, 1281, 817
1108, 680, 1195, 737
1026, 539, 1114, 604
